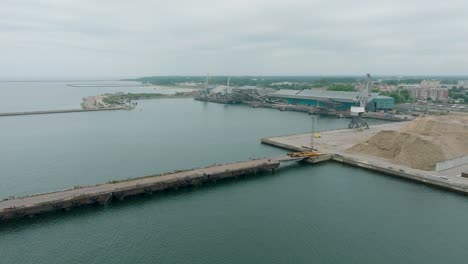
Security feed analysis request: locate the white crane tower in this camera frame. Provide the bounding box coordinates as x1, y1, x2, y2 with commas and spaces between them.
348, 73, 372, 129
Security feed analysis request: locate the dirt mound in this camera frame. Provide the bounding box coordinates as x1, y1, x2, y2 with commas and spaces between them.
348, 115, 468, 171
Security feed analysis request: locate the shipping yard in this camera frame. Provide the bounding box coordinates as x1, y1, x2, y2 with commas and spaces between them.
2, 77, 468, 264
194, 86, 412, 122
2, 76, 468, 221
4, 1, 468, 262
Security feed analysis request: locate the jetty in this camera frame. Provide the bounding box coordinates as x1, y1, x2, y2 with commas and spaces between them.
0, 93, 195, 118
0, 156, 299, 221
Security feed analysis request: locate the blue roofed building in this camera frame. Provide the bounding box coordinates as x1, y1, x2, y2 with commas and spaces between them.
268, 89, 394, 112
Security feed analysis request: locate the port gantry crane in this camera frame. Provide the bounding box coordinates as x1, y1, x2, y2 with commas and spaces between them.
348, 74, 372, 129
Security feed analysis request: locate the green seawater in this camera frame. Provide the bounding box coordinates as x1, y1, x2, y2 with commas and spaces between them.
0, 83, 467, 263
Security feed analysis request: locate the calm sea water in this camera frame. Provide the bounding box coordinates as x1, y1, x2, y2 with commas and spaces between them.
0, 82, 467, 264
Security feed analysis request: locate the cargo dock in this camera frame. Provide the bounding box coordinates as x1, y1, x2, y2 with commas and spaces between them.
262, 122, 468, 195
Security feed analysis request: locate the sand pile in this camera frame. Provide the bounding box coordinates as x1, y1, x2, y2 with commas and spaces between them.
401, 115, 468, 134
348, 115, 468, 171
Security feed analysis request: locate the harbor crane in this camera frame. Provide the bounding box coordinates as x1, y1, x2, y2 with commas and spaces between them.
223, 76, 231, 96
201, 73, 211, 98
348, 74, 372, 129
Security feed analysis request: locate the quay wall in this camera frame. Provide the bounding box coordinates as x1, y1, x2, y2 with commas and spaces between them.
330, 155, 468, 195
0, 159, 280, 221
261, 138, 307, 152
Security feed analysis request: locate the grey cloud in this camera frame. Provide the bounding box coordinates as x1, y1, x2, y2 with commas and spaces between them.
0, 0, 467, 79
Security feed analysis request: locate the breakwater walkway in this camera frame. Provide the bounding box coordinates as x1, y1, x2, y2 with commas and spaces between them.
0, 107, 129, 117
0, 156, 297, 221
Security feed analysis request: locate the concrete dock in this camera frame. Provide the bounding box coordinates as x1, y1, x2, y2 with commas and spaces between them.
0, 157, 289, 221
262, 122, 468, 194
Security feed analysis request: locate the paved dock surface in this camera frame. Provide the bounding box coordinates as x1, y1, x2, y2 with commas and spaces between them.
0, 157, 286, 220
262, 123, 468, 193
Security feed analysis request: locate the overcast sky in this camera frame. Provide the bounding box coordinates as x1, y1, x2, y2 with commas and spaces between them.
1, 0, 467, 80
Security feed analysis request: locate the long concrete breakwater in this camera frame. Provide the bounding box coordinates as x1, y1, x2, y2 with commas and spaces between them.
0, 157, 286, 221
0, 107, 129, 117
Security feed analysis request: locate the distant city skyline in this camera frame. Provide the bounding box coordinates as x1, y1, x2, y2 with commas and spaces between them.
1, 0, 468, 80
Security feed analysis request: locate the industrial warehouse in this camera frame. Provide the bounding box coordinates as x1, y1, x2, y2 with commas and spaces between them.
268, 89, 395, 112
196, 85, 395, 114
